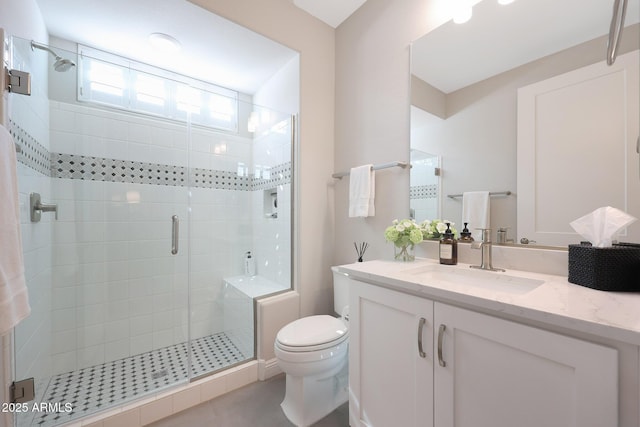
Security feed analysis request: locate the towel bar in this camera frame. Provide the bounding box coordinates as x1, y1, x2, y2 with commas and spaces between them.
448, 191, 512, 199
332, 161, 408, 179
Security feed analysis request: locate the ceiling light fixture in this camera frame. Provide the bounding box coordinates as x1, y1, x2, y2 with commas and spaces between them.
148, 32, 181, 53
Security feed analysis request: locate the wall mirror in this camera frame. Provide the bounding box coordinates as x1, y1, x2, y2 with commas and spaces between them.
410, 0, 640, 248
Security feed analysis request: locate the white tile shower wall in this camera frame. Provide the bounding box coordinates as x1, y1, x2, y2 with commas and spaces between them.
50, 102, 190, 166
190, 187, 251, 340
10, 37, 54, 384
48, 101, 255, 374
251, 120, 292, 288
50, 178, 193, 374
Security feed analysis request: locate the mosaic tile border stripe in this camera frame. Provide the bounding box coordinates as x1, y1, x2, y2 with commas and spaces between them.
252, 162, 293, 191
50, 153, 291, 190
8, 119, 52, 176
191, 167, 251, 190
410, 184, 438, 199
8, 120, 291, 190
51, 153, 190, 186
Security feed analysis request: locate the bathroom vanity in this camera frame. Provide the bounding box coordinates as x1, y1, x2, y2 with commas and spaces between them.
339, 258, 640, 427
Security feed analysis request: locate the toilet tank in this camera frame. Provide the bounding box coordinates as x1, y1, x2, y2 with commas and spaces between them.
331, 266, 350, 316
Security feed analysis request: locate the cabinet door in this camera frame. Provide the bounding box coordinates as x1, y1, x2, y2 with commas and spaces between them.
434, 303, 618, 427
349, 280, 434, 427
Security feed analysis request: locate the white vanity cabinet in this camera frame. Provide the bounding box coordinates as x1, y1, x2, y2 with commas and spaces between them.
434, 303, 618, 427
349, 279, 619, 427
348, 279, 434, 427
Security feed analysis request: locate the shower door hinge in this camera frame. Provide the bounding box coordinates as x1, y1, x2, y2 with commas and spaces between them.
4, 67, 32, 96
10, 378, 35, 403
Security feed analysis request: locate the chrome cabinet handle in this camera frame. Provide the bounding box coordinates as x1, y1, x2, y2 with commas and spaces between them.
437, 324, 447, 367
417, 317, 426, 358
171, 215, 179, 255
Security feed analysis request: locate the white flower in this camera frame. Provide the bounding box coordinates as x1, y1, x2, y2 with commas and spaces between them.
402, 220, 412, 228
436, 222, 448, 233
396, 224, 405, 232
392, 219, 399, 225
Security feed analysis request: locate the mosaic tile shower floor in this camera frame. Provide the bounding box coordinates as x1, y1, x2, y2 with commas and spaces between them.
17, 333, 248, 427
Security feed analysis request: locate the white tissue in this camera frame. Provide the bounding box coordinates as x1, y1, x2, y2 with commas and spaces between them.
569, 206, 637, 248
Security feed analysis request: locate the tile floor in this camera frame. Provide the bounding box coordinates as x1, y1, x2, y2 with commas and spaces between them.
147, 374, 350, 427
18, 333, 247, 427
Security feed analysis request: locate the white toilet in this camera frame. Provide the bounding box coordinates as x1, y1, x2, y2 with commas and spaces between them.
274, 266, 350, 427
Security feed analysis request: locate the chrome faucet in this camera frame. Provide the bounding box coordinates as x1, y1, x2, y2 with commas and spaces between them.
470, 229, 505, 272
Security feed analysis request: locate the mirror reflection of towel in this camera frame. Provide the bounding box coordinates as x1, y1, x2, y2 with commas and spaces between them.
349, 165, 375, 217
462, 191, 490, 240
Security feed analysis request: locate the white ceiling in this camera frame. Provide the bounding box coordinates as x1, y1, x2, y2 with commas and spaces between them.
34, 0, 299, 94
412, 0, 640, 94
34, 0, 368, 94
293, 0, 367, 28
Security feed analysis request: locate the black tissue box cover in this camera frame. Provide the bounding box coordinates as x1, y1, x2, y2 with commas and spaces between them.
568, 242, 640, 291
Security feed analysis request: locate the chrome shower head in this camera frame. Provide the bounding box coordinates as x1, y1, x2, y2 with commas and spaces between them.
31, 41, 76, 72
53, 58, 75, 72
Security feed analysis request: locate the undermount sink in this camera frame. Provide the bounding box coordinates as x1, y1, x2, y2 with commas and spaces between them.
403, 264, 545, 295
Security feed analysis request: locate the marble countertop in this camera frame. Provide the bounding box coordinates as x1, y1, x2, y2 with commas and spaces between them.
337, 258, 640, 346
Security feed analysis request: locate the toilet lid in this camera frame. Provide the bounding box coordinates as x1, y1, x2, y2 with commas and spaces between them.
277, 315, 348, 348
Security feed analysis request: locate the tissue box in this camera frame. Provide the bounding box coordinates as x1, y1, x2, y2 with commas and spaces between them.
568, 242, 640, 291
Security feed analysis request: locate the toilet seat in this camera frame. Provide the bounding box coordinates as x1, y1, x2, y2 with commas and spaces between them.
276, 315, 348, 353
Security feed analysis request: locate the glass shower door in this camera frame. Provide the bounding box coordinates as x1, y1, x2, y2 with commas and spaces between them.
9, 37, 192, 426
9, 34, 296, 427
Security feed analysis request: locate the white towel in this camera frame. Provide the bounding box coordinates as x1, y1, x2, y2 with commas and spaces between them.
349, 164, 375, 217
0, 125, 30, 335
462, 191, 490, 241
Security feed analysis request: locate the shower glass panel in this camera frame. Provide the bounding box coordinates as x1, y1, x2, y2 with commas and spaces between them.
8, 36, 293, 427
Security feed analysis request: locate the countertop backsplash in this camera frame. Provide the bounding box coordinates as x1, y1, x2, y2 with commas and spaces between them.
416, 240, 568, 277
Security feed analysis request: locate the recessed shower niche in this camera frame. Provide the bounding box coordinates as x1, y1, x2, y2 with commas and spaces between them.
264, 188, 278, 219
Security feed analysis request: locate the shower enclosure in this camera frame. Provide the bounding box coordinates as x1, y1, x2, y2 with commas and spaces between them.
7, 36, 295, 426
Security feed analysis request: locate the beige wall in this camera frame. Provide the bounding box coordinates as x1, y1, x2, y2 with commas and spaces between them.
333, 0, 445, 264
335, 1, 639, 262
189, 0, 336, 316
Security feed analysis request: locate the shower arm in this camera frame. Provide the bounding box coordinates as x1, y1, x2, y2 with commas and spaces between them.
31, 40, 63, 60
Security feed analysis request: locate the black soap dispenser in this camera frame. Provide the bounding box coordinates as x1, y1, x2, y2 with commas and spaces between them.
459, 222, 474, 243
439, 222, 458, 265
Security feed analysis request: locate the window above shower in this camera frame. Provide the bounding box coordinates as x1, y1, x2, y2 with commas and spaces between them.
77, 45, 239, 132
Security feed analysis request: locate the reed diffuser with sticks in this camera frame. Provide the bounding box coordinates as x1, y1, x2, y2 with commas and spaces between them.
354, 242, 369, 262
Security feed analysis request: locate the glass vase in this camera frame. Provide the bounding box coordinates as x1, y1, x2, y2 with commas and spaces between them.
394, 244, 415, 262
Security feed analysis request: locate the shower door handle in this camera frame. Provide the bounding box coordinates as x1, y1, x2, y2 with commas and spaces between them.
171, 215, 179, 255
